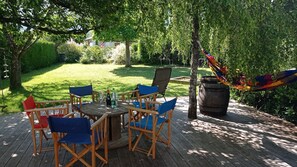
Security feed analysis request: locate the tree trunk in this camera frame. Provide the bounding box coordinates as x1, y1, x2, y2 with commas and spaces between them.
188, 15, 200, 119
9, 51, 22, 90
3, 24, 39, 90
125, 40, 131, 67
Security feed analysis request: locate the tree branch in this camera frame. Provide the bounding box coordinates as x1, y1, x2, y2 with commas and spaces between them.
0, 15, 94, 35
19, 35, 39, 57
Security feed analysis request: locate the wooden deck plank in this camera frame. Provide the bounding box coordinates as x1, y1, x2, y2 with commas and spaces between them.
4, 130, 31, 167
0, 114, 26, 157
0, 97, 297, 167
16, 141, 34, 167
170, 118, 232, 167
0, 114, 30, 166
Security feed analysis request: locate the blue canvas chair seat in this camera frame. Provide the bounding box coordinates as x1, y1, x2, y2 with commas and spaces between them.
128, 98, 177, 159
130, 115, 167, 130
69, 85, 93, 96
118, 84, 159, 129
134, 85, 159, 109
132, 101, 155, 109
120, 84, 159, 109
48, 113, 108, 167
59, 133, 91, 144
69, 85, 99, 117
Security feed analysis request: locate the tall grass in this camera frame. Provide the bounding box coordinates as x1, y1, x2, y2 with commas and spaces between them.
0, 64, 211, 113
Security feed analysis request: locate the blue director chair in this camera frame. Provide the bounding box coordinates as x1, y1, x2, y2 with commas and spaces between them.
132, 84, 159, 109
119, 84, 159, 128
48, 113, 108, 167
128, 98, 177, 159
69, 85, 99, 116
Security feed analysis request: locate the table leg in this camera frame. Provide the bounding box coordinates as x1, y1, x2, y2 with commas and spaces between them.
109, 116, 121, 141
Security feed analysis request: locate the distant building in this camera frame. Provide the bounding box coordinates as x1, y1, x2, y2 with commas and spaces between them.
85, 30, 119, 47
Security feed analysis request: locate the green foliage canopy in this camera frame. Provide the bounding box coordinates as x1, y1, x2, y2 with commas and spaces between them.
0, 0, 126, 90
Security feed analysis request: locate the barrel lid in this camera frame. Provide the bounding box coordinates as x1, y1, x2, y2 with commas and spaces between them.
200, 76, 219, 84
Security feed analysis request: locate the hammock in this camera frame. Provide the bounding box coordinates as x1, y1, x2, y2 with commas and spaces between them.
201, 49, 297, 91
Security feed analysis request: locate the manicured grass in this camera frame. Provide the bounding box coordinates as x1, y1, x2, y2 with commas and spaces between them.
0, 63, 212, 113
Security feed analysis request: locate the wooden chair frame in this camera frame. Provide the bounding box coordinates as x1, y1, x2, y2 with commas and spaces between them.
127, 99, 175, 159
119, 88, 158, 128
50, 113, 108, 167
69, 85, 99, 117
23, 97, 69, 156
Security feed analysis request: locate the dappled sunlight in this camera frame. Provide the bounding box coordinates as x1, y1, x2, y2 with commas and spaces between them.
0, 112, 31, 149
3, 141, 9, 146
11, 153, 18, 158
263, 158, 289, 167
173, 97, 297, 166
182, 130, 193, 134
5, 123, 17, 129
187, 149, 206, 155
221, 152, 235, 159
175, 98, 190, 113
0, 96, 296, 166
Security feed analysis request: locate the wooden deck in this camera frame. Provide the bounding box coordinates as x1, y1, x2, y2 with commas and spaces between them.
0, 97, 297, 167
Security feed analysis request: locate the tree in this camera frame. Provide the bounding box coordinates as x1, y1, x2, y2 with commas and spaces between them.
95, 3, 138, 67
0, 0, 124, 90
133, 0, 297, 119
135, 1, 202, 119
1, 20, 43, 89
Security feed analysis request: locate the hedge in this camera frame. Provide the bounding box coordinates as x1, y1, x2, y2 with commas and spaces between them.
22, 40, 58, 73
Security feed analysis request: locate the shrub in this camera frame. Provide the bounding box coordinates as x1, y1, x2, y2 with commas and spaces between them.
137, 41, 159, 65
131, 42, 141, 64
57, 43, 83, 63
110, 43, 126, 65
80, 46, 107, 64
22, 40, 58, 72
233, 82, 297, 124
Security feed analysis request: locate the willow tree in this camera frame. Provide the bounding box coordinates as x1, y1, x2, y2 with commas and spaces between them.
134, 1, 203, 119
135, 0, 297, 119
200, 0, 297, 79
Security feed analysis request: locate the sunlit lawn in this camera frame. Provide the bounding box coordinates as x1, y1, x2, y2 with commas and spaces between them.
1, 63, 211, 113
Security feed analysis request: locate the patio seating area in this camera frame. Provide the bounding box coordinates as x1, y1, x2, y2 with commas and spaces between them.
0, 97, 296, 167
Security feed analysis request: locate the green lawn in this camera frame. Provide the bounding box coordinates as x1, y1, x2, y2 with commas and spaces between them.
1, 63, 211, 113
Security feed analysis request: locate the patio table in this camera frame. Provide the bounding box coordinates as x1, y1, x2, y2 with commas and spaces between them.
74, 101, 129, 149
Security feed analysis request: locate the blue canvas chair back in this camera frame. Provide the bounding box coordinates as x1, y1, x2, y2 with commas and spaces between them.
158, 98, 177, 115
138, 84, 158, 95
69, 85, 93, 97
48, 116, 91, 135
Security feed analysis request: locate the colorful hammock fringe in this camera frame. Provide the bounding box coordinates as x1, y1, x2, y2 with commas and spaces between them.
201, 49, 297, 91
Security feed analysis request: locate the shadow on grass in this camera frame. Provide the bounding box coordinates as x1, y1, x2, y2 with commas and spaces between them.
3, 79, 143, 113
111, 65, 160, 80
2, 64, 212, 112
110, 65, 211, 98
111, 65, 211, 79
0, 63, 64, 90
21, 63, 64, 83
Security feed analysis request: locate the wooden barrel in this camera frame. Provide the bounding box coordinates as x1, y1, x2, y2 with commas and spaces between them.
198, 76, 230, 116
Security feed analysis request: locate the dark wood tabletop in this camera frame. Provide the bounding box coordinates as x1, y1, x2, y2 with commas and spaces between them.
75, 101, 131, 142
78, 101, 129, 118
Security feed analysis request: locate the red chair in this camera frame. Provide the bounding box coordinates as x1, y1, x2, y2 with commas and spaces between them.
22, 95, 69, 156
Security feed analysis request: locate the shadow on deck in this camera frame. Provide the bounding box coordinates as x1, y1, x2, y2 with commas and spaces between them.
0, 97, 296, 167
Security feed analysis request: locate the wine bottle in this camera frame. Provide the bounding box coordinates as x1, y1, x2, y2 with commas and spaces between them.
106, 89, 111, 107
111, 88, 117, 108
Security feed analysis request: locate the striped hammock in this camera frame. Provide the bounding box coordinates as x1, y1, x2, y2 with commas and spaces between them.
201, 49, 297, 91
